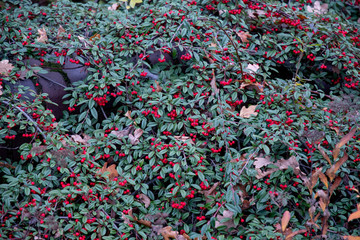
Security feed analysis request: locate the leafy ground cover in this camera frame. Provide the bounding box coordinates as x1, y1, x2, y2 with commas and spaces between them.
1, 0, 360, 239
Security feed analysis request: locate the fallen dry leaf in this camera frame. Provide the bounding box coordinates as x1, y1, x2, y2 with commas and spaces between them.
240, 82, 264, 93
0, 60, 14, 76
236, 31, 252, 43
247, 9, 266, 18
108, 3, 119, 10
56, 25, 66, 39
348, 209, 360, 222
158, 226, 179, 240
210, 69, 219, 96
199, 182, 220, 204
239, 105, 258, 118
89, 33, 101, 42
129, 128, 144, 145
246, 64, 259, 73
343, 236, 360, 240
70, 134, 91, 145
110, 126, 134, 139
174, 136, 195, 145
326, 152, 348, 182
215, 210, 236, 230
155, 80, 163, 92
281, 211, 291, 232
254, 155, 301, 179
97, 162, 119, 181
37, 27, 48, 43
332, 126, 356, 160
125, 110, 132, 120
306, 1, 328, 14
145, 212, 169, 225
138, 194, 151, 208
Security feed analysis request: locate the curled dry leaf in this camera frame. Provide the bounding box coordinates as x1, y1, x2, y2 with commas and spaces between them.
240, 82, 264, 93
56, 25, 66, 39
129, 128, 144, 145
245, 64, 259, 73
155, 80, 163, 92
174, 136, 195, 145
125, 110, 132, 120
138, 194, 151, 208
210, 69, 219, 96
236, 31, 252, 43
285, 229, 307, 240
306, 1, 328, 14
247, 9, 266, 18
97, 162, 119, 181
332, 126, 356, 160
326, 152, 348, 182
254, 156, 301, 179
215, 210, 236, 230
0, 60, 14, 76
108, 3, 119, 10
199, 182, 220, 204
70, 134, 91, 146
343, 236, 360, 240
37, 27, 48, 43
348, 209, 360, 222
240, 105, 258, 118
111, 126, 134, 139
158, 226, 179, 240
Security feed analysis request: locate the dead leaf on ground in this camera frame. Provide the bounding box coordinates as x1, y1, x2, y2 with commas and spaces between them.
215, 210, 236, 230
306, 1, 328, 14
199, 182, 220, 204
210, 69, 219, 96
240, 105, 258, 118
145, 212, 169, 225
281, 211, 291, 232
240, 82, 264, 93
155, 80, 163, 92
56, 25, 66, 39
236, 31, 252, 43
343, 236, 360, 240
129, 128, 144, 145
332, 126, 357, 160
125, 110, 132, 120
111, 126, 134, 139
247, 9, 266, 18
70, 134, 91, 145
254, 155, 301, 179
37, 27, 48, 43
274, 223, 292, 237
0, 60, 14, 76
174, 136, 195, 145
108, 3, 119, 10
90, 33, 101, 42
97, 162, 119, 181
246, 64, 259, 73
138, 194, 151, 208
348, 209, 360, 222
158, 226, 179, 240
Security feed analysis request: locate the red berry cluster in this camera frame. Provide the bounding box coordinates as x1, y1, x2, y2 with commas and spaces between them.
171, 201, 186, 209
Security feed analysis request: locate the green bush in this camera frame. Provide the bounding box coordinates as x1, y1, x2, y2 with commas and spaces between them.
0, 0, 360, 239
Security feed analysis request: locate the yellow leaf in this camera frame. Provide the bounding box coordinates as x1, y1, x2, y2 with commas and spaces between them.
281, 211, 291, 232
129, 0, 142, 8
348, 209, 360, 222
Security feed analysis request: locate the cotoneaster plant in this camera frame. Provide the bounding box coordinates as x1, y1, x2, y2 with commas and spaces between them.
0, 0, 360, 240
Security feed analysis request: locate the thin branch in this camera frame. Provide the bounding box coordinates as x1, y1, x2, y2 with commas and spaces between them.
2, 101, 46, 139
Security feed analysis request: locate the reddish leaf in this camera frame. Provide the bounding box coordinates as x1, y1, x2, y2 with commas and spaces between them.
332, 127, 357, 160
326, 152, 348, 182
